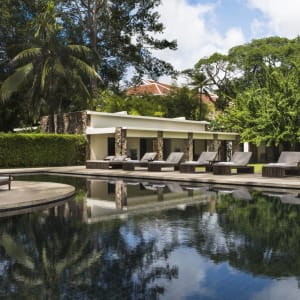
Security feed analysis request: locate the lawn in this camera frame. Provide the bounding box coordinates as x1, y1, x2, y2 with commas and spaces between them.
249, 164, 263, 174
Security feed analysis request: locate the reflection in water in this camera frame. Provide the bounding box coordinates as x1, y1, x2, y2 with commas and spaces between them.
1, 175, 300, 299
85, 179, 216, 222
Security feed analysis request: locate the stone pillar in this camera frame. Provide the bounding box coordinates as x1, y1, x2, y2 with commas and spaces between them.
207, 134, 220, 158
153, 131, 163, 160
157, 187, 164, 201
115, 128, 127, 156
115, 127, 122, 156
184, 132, 193, 161
115, 180, 127, 209
121, 129, 127, 156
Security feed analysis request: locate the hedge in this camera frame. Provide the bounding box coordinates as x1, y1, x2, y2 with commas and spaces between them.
0, 133, 87, 167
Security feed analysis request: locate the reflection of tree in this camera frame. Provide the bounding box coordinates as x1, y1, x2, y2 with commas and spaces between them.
0, 213, 101, 298
0, 207, 179, 298
5, 176, 300, 297
193, 192, 300, 278
89, 217, 179, 299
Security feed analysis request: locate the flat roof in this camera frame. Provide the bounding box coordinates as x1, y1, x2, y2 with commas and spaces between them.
87, 110, 210, 125
86, 126, 238, 138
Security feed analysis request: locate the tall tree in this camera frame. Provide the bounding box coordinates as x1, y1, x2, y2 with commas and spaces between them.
60, 0, 177, 89
190, 36, 300, 149
0, 0, 41, 130
0, 1, 101, 122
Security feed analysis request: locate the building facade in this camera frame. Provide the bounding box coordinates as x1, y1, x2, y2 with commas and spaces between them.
85, 111, 240, 161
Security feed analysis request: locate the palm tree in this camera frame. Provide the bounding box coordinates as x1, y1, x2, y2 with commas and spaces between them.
0, 1, 101, 121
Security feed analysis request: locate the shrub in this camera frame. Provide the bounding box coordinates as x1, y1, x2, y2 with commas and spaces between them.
0, 133, 87, 167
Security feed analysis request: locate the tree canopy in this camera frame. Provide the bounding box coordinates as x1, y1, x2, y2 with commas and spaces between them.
190, 36, 300, 149
0, 0, 177, 130
97, 86, 205, 120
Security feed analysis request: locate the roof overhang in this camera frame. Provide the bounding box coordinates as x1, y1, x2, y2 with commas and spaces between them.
86, 126, 238, 140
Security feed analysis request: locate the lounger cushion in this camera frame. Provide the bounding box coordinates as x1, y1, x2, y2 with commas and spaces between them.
166, 152, 184, 163
140, 152, 157, 161
275, 151, 300, 166
196, 151, 218, 164
104, 155, 115, 161
113, 155, 127, 161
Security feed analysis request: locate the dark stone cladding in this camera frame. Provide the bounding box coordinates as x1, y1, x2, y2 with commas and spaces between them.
39, 111, 88, 134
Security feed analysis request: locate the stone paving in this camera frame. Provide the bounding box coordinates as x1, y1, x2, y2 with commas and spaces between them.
0, 177, 75, 212
44, 165, 300, 189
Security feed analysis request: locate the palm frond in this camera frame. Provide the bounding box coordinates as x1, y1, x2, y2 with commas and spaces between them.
0, 234, 35, 270
71, 72, 91, 98
12, 48, 42, 66
0, 63, 33, 101
68, 56, 102, 81
53, 58, 66, 77
67, 44, 94, 57
71, 250, 102, 277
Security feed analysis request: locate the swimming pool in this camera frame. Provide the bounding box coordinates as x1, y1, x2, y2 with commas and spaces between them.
1, 174, 300, 299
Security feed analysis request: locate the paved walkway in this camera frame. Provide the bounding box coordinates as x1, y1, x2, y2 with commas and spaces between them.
46, 165, 300, 189
0, 179, 75, 213
0, 166, 299, 213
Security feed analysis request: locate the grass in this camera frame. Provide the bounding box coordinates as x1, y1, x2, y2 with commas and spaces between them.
249, 164, 263, 173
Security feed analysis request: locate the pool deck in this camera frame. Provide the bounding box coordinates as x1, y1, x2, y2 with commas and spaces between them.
0, 165, 299, 212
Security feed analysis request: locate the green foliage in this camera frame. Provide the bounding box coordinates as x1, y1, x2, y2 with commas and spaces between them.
58, 0, 177, 86
96, 86, 206, 120
0, 1, 101, 123
215, 192, 300, 276
0, 133, 87, 167
0, 0, 177, 131
219, 59, 300, 147
191, 36, 300, 148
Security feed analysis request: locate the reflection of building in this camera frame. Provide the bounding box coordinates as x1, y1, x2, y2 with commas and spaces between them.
85, 179, 216, 223
262, 191, 300, 205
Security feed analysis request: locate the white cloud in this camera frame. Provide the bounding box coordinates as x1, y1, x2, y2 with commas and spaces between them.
147, 0, 300, 84
251, 278, 300, 300
152, 248, 215, 299
248, 0, 300, 37
153, 0, 246, 75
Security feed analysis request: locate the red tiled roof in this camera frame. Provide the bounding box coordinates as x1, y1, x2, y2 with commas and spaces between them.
126, 80, 173, 96
200, 93, 218, 104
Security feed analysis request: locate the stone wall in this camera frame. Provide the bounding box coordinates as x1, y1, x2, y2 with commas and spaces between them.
39, 111, 88, 134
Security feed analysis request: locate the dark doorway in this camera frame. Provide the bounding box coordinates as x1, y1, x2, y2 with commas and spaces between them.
108, 138, 115, 155
140, 139, 147, 158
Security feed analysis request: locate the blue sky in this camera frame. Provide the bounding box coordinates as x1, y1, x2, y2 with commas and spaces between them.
152, 0, 300, 83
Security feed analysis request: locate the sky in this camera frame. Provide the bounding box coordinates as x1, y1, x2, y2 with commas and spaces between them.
152, 0, 300, 84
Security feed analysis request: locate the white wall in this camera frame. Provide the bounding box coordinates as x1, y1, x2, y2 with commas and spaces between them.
89, 111, 207, 132
90, 135, 109, 160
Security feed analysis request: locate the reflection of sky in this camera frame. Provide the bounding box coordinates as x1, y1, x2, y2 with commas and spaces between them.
116, 201, 300, 299
150, 246, 300, 300
251, 279, 300, 300
132, 211, 300, 300
0, 260, 9, 275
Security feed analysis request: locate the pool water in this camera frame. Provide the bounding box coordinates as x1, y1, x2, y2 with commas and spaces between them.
1, 174, 300, 299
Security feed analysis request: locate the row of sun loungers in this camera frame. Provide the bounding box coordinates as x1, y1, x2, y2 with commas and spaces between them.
86, 151, 255, 175
86, 151, 300, 177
